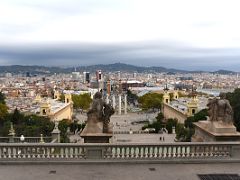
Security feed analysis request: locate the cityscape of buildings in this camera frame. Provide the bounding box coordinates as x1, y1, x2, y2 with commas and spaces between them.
2, 0, 240, 179
0, 67, 238, 130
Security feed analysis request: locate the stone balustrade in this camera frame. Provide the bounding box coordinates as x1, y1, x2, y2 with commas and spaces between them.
0, 137, 52, 143
114, 130, 149, 134
0, 142, 239, 163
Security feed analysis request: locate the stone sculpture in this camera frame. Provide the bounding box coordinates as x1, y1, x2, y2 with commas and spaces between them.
192, 93, 240, 142
207, 93, 233, 124
86, 92, 114, 133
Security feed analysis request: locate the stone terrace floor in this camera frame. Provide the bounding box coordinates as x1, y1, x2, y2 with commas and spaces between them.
1, 163, 240, 180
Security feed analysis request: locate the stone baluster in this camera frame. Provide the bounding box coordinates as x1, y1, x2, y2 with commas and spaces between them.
0, 143, 234, 161
169, 146, 174, 157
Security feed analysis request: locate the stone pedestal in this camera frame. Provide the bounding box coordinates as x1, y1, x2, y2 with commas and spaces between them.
80, 133, 112, 143
192, 120, 240, 142
51, 125, 61, 143
80, 119, 113, 143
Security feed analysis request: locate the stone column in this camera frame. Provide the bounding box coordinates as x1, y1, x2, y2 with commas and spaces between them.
112, 95, 116, 109
106, 95, 109, 104
52, 122, 61, 143
118, 94, 122, 115
8, 122, 15, 143
40, 134, 45, 143
124, 94, 127, 115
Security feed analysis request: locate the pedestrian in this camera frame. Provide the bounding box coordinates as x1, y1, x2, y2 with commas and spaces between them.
159, 137, 162, 141
163, 136, 165, 141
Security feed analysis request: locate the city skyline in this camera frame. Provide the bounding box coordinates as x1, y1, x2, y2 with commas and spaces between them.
1, 0, 240, 71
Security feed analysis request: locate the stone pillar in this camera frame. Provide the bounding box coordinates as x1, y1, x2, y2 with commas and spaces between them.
8, 122, 15, 143
124, 94, 127, 115
172, 126, 176, 134
112, 95, 116, 109
106, 95, 109, 104
52, 122, 61, 143
40, 134, 45, 143
118, 94, 122, 115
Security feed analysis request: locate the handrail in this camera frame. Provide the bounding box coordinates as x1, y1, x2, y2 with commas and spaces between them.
0, 142, 239, 162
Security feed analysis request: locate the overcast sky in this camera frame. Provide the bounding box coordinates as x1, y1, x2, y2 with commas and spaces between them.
1, 0, 240, 71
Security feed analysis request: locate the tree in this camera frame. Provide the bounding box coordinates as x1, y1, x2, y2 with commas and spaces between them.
127, 89, 138, 105
184, 109, 208, 128
58, 119, 70, 143
156, 112, 164, 122
11, 108, 24, 125
15, 114, 54, 137
138, 93, 162, 111
72, 93, 92, 110
193, 109, 208, 121
0, 103, 8, 121
176, 123, 185, 140
0, 111, 54, 137
174, 109, 208, 141
0, 120, 11, 136
0, 92, 6, 104
142, 112, 165, 133
226, 89, 240, 131
166, 118, 177, 134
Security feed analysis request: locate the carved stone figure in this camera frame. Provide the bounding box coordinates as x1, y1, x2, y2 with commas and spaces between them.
86, 92, 114, 133
207, 93, 233, 124
103, 104, 115, 133
87, 92, 105, 122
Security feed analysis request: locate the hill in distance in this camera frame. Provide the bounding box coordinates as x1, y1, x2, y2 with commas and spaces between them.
0, 63, 237, 75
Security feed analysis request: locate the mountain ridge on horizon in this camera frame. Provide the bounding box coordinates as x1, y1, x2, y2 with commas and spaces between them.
0, 63, 237, 75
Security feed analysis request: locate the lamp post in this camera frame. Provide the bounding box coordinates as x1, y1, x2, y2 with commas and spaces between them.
8, 122, 15, 143
40, 134, 45, 143
20, 135, 25, 143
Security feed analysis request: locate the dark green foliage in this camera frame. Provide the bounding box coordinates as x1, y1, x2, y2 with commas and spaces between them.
226, 89, 240, 131
11, 108, 24, 125
156, 112, 164, 122
0, 92, 8, 123
142, 121, 163, 133
184, 116, 195, 129
16, 115, 54, 137
184, 109, 208, 128
175, 109, 208, 141
185, 128, 195, 142
193, 109, 208, 121
0, 103, 8, 122
72, 93, 92, 110
127, 90, 138, 104
142, 112, 164, 133
138, 93, 163, 111
0, 92, 6, 104
175, 124, 194, 142
166, 118, 177, 134
0, 110, 54, 137
176, 123, 185, 140
69, 122, 85, 133
0, 121, 11, 136
58, 119, 70, 143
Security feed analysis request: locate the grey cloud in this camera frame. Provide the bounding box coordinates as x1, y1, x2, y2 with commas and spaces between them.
0, 41, 240, 71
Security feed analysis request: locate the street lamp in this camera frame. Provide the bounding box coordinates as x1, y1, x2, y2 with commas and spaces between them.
20, 135, 25, 143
